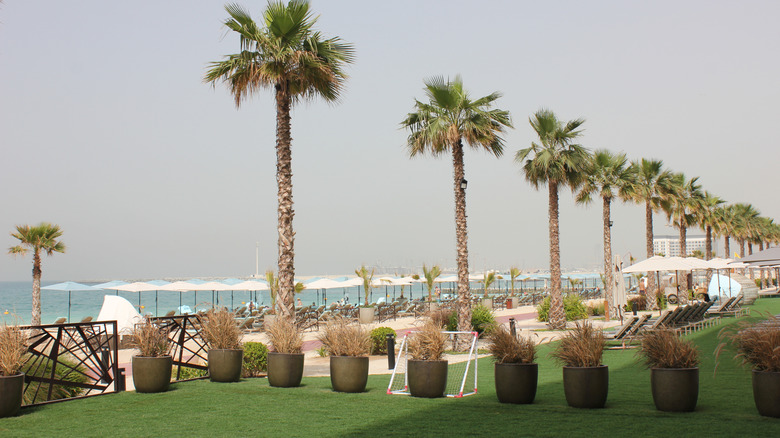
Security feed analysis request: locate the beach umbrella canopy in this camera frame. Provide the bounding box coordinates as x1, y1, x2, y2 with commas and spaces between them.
106, 282, 160, 292
305, 278, 347, 289
158, 281, 200, 292
338, 277, 365, 287
435, 275, 458, 283
41, 281, 101, 322
93, 280, 129, 289
231, 280, 270, 291
623, 256, 702, 273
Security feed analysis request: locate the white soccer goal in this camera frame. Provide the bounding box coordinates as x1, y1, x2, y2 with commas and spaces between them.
387, 330, 479, 398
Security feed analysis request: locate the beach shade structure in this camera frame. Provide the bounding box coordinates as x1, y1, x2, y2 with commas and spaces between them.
231, 280, 270, 308
159, 281, 201, 315
41, 281, 101, 322
103, 282, 160, 314
93, 280, 129, 294
708, 274, 742, 299
735, 247, 780, 266
199, 281, 237, 309
96, 295, 142, 335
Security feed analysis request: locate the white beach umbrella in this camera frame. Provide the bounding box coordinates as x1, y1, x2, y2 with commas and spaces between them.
435, 275, 458, 283
41, 281, 101, 322
305, 278, 346, 289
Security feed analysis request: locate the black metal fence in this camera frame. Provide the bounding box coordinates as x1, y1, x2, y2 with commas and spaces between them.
150, 314, 209, 380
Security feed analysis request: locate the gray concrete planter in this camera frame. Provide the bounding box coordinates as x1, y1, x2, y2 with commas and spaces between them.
132, 356, 172, 393
408, 359, 447, 398
330, 356, 369, 393
651, 367, 698, 412
358, 307, 375, 324
562, 365, 608, 409
752, 369, 780, 418
495, 362, 538, 404
509, 297, 520, 309
267, 352, 304, 387
208, 349, 243, 383
0, 373, 24, 418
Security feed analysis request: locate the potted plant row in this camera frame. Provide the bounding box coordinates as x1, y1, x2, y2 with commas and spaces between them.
407, 319, 447, 398
552, 321, 608, 409
487, 325, 538, 404
638, 328, 700, 412
130, 317, 172, 393
202, 308, 244, 382
0, 322, 27, 418
266, 317, 304, 387
317, 317, 371, 393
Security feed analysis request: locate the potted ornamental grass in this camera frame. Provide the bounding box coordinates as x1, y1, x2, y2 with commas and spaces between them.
718, 313, 780, 418
638, 328, 700, 412
266, 317, 304, 388
201, 308, 243, 382
356, 265, 376, 323
487, 325, 538, 404
318, 317, 371, 393
551, 321, 608, 409
0, 322, 27, 418
407, 319, 447, 398
130, 317, 172, 393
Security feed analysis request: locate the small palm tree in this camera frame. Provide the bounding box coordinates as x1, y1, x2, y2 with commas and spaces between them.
205, 1, 354, 320
402, 76, 512, 333
516, 109, 590, 330
8, 223, 66, 325
576, 150, 637, 321
355, 265, 375, 307
482, 272, 497, 298
509, 267, 521, 297
422, 264, 441, 303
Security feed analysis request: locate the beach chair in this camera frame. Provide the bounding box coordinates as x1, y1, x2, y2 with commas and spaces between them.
707, 297, 735, 315
52, 317, 67, 324
621, 314, 652, 344
164, 310, 176, 317
80, 316, 93, 323
238, 317, 256, 332
604, 316, 639, 342
640, 310, 672, 333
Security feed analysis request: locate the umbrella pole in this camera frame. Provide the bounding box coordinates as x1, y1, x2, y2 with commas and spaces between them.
179, 292, 182, 313
231, 291, 234, 310
155, 291, 158, 317
68, 291, 71, 323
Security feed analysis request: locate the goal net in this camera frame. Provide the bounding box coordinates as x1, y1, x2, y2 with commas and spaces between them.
387, 331, 479, 398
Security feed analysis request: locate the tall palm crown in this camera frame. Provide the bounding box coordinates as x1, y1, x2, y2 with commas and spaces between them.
576, 150, 636, 320
515, 109, 589, 330
8, 223, 66, 326
692, 191, 724, 260
663, 173, 703, 255
402, 76, 512, 335
205, 1, 354, 320
731, 203, 760, 258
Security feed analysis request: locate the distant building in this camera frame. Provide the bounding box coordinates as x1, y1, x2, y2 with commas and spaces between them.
653, 235, 717, 257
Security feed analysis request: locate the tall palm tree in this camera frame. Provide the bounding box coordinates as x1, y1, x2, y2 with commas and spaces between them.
516, 109, 589, 329
663, 173, 703, 294
629, 158, 673, 310
402, 76, 512, 333
732, 203, 760, 260
692, 192, 724, 261
205, 1, 354, 320
8, 223, 66, 325
576, 150, 636, 320
716, 204, 738, 258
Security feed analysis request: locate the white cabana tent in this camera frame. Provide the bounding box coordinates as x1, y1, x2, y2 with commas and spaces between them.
96, 295, 142, 335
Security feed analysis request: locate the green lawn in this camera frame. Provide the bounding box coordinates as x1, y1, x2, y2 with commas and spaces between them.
3, 300, 780, 437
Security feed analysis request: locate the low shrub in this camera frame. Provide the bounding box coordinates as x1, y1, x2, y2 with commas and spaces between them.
657, 293, 668, 309
487, 325, 536, 364
551, 321, 605, 368
318, 318, 370, 357
471, 305, 496, 336
587, 302, 605, 316
242, 342, 268, 377
638, 328, 699, 369
22, 355, 88, 404
172, 365, 208, 380
370, 327, 396, 355
718, 313, 780, 372
624, 296, 647, 312
537, 295, 588, 322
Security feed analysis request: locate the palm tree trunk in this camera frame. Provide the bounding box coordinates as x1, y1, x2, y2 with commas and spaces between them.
679, 225, 688, 296
760, 242, 766, 288
705, 225, 714, 288
275, 83, 295, 320
739, 239, 746, 275
32, 250, 42, 326
452, 140, 471, 334
724, 236, 730, 259
748, 242, 755, 279
548, 182, 565, 329
645, 201, 657, 310
602, 196, 613, 321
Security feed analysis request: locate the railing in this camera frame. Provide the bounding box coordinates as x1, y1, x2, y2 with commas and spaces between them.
149, 314, 209, 380
21, 321, 119, 406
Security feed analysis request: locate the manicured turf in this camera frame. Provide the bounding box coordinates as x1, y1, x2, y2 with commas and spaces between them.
3, 299, 780, 437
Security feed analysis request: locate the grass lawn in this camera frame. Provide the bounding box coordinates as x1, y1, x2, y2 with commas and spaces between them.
3, 299, 780, 437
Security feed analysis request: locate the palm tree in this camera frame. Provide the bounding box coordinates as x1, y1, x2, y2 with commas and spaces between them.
732, 203, 760, 260
691, 192, 724, 286
402, 76, 512, 333
205, 1, 354, 320
355, 265, 375, 307
663, 173, 703, 295
716, 204, 738, 258
8, 223, 66, 325
576, 150, 636, 321
509, 267, 521, 297
629, 158, 673, 310
482, 272, 497, 298
515, 109, 590, 329
421, 264, 441, 303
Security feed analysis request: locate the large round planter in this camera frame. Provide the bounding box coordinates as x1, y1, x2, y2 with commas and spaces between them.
509, 297, 520, 309
0, 373, 24, 418
408, 359, 448, 398
358, 307, 375, 324
495, 362, 538, 404
651, 367, 698, 412
208, 349, 243, 383
482, 298, 494, 309
330, 356, 369, 393
752, 369, 780, 418
132, 356, 172, 393
267, 352, 304, 388
562, 365, 609, 409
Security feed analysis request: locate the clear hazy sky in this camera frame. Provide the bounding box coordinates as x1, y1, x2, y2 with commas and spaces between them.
1, 1, 778, 281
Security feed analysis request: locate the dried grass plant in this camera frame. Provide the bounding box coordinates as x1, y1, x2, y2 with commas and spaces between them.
317, 318, 371, 357
638, 328, 699, 369
717, 313, 780, 372
487, 325, 537, 364
201, 308, 242, 350
267, 317, 303, 354
0, 322, 28, 376
426, 305, 454, 329
408, 319, 446, 361
551, 321, 605, 368
131, 318, 170, 357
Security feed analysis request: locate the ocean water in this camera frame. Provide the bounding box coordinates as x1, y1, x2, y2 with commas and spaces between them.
0, 278, 564, 325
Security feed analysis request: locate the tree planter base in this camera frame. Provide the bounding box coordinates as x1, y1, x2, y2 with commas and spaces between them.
268, 352, 304, 387
408, 360, 447, 398
495, 363, 537, 404
330, 356, 369, 393
0, 373, 24, 418
358, 307, 375, 324
481, 298, 493, 309
208, 349, 243, 382
752, 370, 780, 418
563, 366, 608, 408
132, 356, 172, 393
651, 368, 698, 412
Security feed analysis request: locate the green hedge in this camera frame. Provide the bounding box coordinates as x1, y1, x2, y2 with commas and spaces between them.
445, 304, 496, 337
242, 342, 268, 377
536, 295, 588, 322
370, 327, 396, 355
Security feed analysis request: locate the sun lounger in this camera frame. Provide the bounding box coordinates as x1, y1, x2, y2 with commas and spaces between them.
604, 316, 639, 341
